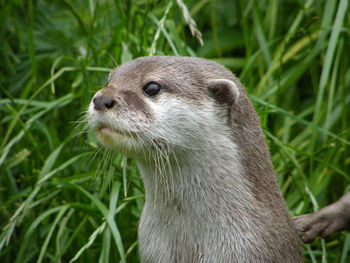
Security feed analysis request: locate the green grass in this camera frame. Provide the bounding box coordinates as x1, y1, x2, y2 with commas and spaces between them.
0, 0, 349, 262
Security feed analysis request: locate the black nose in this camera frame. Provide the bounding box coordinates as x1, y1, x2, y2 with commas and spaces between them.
93, 95, 116, 111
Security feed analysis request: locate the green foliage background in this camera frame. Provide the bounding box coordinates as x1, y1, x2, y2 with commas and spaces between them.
0, 0, 349, 262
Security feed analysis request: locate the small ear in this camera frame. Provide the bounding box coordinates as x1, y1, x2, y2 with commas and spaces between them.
207, 79, 240, 105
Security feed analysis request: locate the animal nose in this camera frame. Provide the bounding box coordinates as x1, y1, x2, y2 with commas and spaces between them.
93, 95, 116, 111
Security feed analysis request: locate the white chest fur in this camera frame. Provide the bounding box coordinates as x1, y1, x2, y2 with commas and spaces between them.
136, 139, 274, 263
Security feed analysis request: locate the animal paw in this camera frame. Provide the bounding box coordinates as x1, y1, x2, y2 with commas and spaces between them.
294, 197, 350, 243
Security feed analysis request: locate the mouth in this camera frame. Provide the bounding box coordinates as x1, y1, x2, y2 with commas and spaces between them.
96, 124, 131, 138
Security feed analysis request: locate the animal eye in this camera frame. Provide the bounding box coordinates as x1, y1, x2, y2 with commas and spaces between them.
143, 82, 162, 97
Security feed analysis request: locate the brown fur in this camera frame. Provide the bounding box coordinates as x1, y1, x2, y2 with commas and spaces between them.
90, 56, 304, 262
294, 192, 350, 243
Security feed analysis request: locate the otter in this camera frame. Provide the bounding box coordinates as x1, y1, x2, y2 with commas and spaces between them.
88, 56, 303, 262
294, 192, 350, 243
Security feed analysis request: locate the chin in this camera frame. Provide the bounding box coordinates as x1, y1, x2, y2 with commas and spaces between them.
96, 129, 144, 158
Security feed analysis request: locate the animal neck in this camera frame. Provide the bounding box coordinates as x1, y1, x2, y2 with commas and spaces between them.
136, 136, 257, 217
